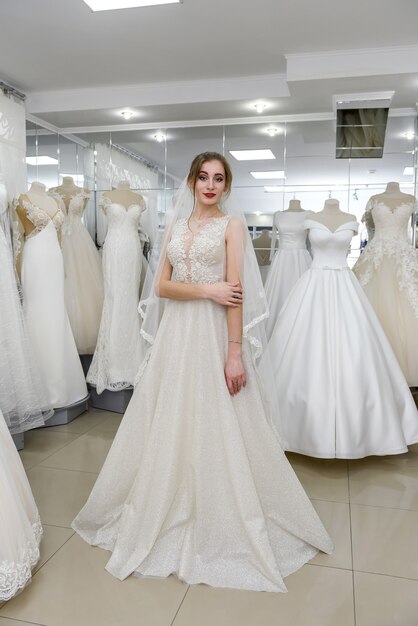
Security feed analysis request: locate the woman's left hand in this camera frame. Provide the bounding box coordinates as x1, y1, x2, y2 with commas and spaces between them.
225, 355, 247, 396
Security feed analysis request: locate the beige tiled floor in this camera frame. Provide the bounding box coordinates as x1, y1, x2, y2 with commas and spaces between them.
1, 408, 418, 626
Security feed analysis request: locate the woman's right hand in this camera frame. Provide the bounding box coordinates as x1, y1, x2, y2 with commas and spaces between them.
205, 282, 243, 307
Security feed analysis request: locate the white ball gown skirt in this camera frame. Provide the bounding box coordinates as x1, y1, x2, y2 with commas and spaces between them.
61, 219, 104, 355
0, 408, 42, 601
73, 298, 333, 592
0, 222, 52, 433
21, 221, 88, 408
264, 266, 418, 459
264, 248, 312, 339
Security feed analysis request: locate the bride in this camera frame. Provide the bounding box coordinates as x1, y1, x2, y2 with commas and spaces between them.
72, 152, 333, 593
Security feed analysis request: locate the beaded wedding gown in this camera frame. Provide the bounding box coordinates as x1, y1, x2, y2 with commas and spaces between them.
0, 407, 42, 601
20, 196, 88, 408
0, 191, 52, 434
265, 211, 311, 339
263, 219, 418, 459
353, 200, 418, 386
50, 191, 103, 355
87, 198, 146, 393
73, 215, 333, 593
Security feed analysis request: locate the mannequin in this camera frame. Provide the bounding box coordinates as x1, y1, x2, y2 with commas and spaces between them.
284, 199, 305, 213
16, 182, 59, 237
252, 229, 272, 265
368, 181, 416, 208
101, 180, 144, 212
50, 176, 90, 211
308, 199, 356, 231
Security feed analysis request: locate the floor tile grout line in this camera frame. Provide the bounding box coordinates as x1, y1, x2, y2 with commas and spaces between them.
33, 464, 100, 476
0, 617, 48, 626
31, 531, 76, 579
21, 430, 89, 469
170, 585, 191, 626
347, 460, 357, 626
353, 568, 418, 583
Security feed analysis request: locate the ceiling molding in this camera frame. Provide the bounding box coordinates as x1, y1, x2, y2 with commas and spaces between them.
26, 73, 290, 114
286, 45, 418, 81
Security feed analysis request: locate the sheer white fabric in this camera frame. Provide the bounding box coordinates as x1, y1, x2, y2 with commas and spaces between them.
0, 186, 52, 433
73, 215, 333, 593
87, 198, 145, 393
264, 212, 311, 339
0, 407, 42, 601
20, 197, 88, 408
353, 200, 418, 386
263, 220, 418, 459
49, 191, 104, 355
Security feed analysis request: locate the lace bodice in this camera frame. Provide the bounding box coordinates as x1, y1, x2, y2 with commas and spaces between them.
367, 200, 415, 242
167, 216, 230, 284
274, 211, 308, 250
20, 197, 64, 239
101, 197, 146, 235
49, 191, 90, 236
306, 220, 358, 270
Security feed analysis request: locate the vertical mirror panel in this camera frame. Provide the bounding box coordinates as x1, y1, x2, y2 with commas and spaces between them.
26, 122, 59, 189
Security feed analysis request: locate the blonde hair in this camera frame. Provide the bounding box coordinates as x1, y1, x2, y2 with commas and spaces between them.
187, 152, 233, 194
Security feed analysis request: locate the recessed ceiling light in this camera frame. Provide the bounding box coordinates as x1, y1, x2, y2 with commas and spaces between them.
120, 110, 135, 120
403, 166, 414, 176
266, 127, 279, 137
253, 102, 267, 114
83, 0, 181, 11
403, 131, 415, 140
154, 132, 166, 142
229, 149, 275, 161
250, 170, 284, 179
26, 156, 59, 166
254, 211, 261, 216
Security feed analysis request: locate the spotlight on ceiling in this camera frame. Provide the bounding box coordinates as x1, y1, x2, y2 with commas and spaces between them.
253, 102, 267, 114
120, 110, 135, 120
404, 131, 415, 140
154, 132, 166, 142
266, 127, 279, 137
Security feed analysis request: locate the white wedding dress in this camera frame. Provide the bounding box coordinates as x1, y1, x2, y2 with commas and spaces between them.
20, 196, 88, 408
353, 200, 418, 386
0, 407, 42, 601
264, 211, 311, 339
73, 215, 333, 593
263, 219, 418, 459
0, 191, 52, 434
50, 191, 104, 355
87, 198, 145, 394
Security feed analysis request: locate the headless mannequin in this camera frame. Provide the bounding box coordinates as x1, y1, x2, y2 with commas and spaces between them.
308, 199, 356, 231
16, 182, 60, 238
101, 180, 144, 213
368, 181, 416, 209
284, 199, 306, 213
253, 229, 272, 266
50, 176, 90, 213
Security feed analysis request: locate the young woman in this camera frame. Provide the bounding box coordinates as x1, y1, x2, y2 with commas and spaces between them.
72, 152, 333, 593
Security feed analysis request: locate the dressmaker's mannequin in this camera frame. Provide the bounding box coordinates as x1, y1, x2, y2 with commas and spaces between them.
50, 176, 90, 211
102, 180, 144, 213
308, 199, 356, 231
253, 229, 272, 266
16, 182, 59, 237
284, 199, 305, 213
368, 182, 416, 209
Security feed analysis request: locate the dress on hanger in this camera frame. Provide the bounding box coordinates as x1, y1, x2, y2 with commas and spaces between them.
73, 215, 333, 593
0, 194, 52, 434
49, 191, 104, 355
262, 219, 418, 459
19, 196, 88, 408
87, 197, 146, 393
264, 211, 311, 339
0, 406, 42, 601
353, 199, 418, 386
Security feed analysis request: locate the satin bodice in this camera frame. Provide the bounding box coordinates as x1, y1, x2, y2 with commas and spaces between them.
274, 211, 308, 250
167, 216, 230, 284
367, 200, 415, 242
306, 220, 359, 270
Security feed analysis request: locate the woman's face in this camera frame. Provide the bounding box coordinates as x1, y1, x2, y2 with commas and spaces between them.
194, 160, 226, 208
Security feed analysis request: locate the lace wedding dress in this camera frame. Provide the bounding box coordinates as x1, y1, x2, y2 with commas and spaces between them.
73, 215, 333, 593
264, 211, 311, 339
0, 190, 52, 433
0, 406, 42, 601
87, 198, 146, 394
20, 196, 88, 408
50, 191, 104, 355
353, 200, 418, 386
262, 219, 418, 459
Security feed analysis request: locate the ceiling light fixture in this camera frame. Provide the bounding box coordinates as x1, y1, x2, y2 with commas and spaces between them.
403, 166, 414, 176
229, 149, 275, 161
250, 170, 284, 179
154, 132, 166, 142
253, 102, 267, 114
120, 110, 135, 120
266, 127, 279, 137
26, 156, 59, 166
83, 0, 181, 11
403, 131, 415, 140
